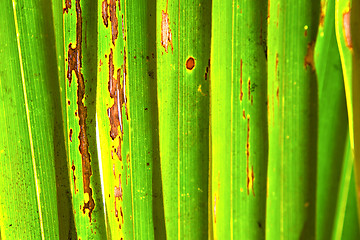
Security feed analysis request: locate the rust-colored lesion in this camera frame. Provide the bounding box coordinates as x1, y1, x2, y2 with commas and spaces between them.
276, 86, 279, 105
116, 144, 122, 161
343, 9, 352, 50
240, 59, 243, 101
63, 0, 71, 14
114, 174, 123, 217
123, 47, 128, 119
109, 0, 119, 45
161, 10, 173, 53
246, 115, 255, 196
242, 110, 246, 119
304, 41, 315, 71
102, 0, 109, 27
66, 0, 95, 222
186, 57, 195, 70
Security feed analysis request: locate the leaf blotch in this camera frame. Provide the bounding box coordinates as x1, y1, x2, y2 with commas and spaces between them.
69, 128, 73, 142
204, 59, 210, 80
71, 163, 77, 194
246, 115, 255, 196
319, 0, 326, 27
102, 0, 109, 27
63, 0, 71, 14
304, 41, 315, 71
161, 10, 173, 53
108, 48, 126, 140
247, 77, 251, 101
343, 9, 352, 49
66, 0, 95, 221
109, 0, 119, 45
114, 174, 123, 218
240, 59, 243, 101
186, 57, 195, 70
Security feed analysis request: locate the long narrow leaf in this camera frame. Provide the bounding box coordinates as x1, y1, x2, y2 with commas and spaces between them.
210, 0, 268, 239
0, 0, 61, 238
156, 0, 211, 238
64, 0, 107, 238
266, 1, 320, 238
315, 0, 349, 239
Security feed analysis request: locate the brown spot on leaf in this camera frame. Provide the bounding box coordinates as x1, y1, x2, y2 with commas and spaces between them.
267, 0, 270, 23
114, 176, 122, 199
251, 166, 255, 196
120, 206, 124, 223
102, 0, 109, 27
66, 0, 95, 222
116, 143, 122, 161
72, 163, 77, 194
243, 110, 246, 119
109, 0, 118, 45
69, 129, 73, 142
240, 59, 243, 101
186, 57, 195, 70
63, 0, 71, 14
68, 100, 71, 105
260, 14, 263, 44
304, 41, 315, 70
121, 14, 125, 41
343, 9, 352, 49
161, 10, 173, 53
247, 77, 251, 101
246, 115, 250, 195
123, 47, 128, 119
204, 59, 210, 80
276, 86, 279, 104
